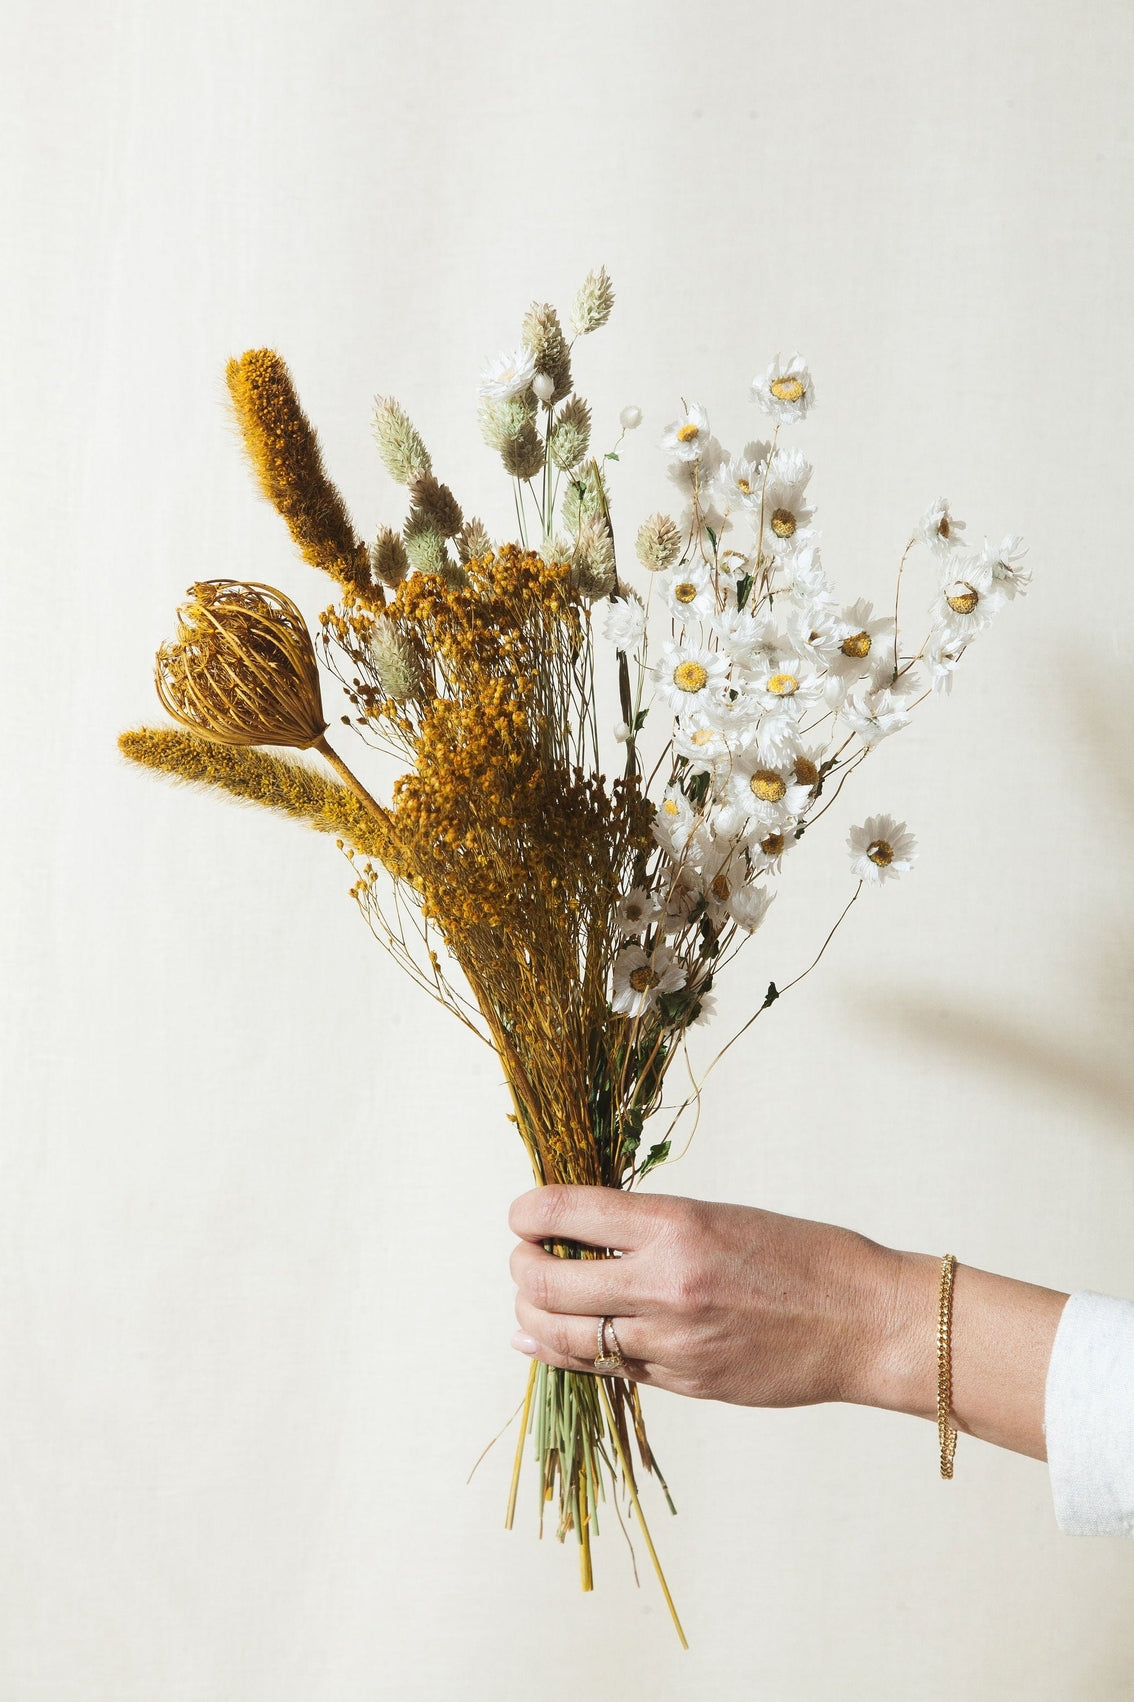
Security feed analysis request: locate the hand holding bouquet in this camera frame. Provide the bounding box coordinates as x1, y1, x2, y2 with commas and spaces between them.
121, 270, 1027, 1642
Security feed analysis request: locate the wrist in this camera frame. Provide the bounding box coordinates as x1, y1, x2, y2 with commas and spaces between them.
850, 1246, 1068, 1461
858, 1248, 941, 1421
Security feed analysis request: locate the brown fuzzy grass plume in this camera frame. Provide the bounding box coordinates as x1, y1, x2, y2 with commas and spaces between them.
118, 727, 391, 856
226, 348, 381, 607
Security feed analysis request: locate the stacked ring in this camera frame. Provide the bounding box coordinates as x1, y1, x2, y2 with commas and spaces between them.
594, 1316, 626, 1370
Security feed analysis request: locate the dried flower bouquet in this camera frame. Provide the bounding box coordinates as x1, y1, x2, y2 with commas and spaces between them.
121, 271, 1027, 1643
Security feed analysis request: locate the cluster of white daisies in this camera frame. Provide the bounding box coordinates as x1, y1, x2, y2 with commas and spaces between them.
602, 354, 1028, 1021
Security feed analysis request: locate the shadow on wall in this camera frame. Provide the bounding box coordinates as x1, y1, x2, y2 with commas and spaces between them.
868, 666, 1134, 1132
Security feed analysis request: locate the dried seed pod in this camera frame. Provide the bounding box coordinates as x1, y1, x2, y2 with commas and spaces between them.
636, 512, 682, 572
456, 516, 492, 564
500, 419, 545, 480
477, 394, 535, 452
403, 510, 451, 576
570, 267, 615, 336
371, 526, 411, 588
372, 395, 432, 484
521, 301, 572, 404
407, 472, 464, 538
549, 396, 592, 471
155, 580, 327, 749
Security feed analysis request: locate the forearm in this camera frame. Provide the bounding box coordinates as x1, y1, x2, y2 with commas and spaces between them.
862, 1249, 1069, 1462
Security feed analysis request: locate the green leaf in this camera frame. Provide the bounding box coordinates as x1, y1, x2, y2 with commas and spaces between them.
633, 707, 649, 732
762, 981, 779, 1008
706, 526, 718, 552
604, 452, 620, 462
736, 572, 754, 610
639, 1140, 671, 1179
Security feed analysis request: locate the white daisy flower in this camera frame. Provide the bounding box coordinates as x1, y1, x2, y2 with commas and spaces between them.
916, 497, 966, 556
751, 353, 815, 424
652, 787, 704, 860
786, 602, 844, 665
747, 822, 797, 875
757, 446, 816, 557
614, 886, 664, 937
979, 533, 1031, 600
925, 629, 966, 696
713, 607, 785, 669
672, 703, 748, 775
693, 835, 750, 917
714, 454, 764, 516
657, 876, 699, 936
611, 943, 687, 1017
840, 683, 912, 746
781, 544, 836, 611
653, 640, 731, 713
661, 402, 713, 463
932, 558, 1004, 642
478, 347, 537, 400
743, 651, 827, 716
826, 598, 896, 681
657, 559, 718, 625
728, 882, 775, 933
722, 754, 813, 833
847, 814, 917, 885
687, 985, 718, 1026
601, 592, 647, 653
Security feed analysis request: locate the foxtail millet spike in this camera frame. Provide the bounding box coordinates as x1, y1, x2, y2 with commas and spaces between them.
225, 348, 382, 608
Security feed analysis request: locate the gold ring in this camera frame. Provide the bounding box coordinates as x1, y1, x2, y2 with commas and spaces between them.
594, 1316, 625, 1370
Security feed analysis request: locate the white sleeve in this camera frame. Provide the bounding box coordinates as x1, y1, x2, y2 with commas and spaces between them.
1045, 1290, 1134, 1538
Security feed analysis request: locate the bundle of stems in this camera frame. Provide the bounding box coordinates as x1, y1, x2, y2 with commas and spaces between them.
120, 279, 1026, 1646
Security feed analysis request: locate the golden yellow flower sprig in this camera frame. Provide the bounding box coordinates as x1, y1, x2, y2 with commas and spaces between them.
329, 546, 656, 1186
225, 348, 381, 608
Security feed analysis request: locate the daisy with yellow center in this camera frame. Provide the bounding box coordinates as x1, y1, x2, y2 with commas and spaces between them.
723, 754, 814, 834
672, 699, 748, 775
827, 599, 895, 680
614, 887, 664, 938
847, 814, 917, 885
653, 641, 729, 713
934, 558, 1003, 642
713, 452, 767, 516
916, 497, 966, 557
658, 558, 716, 623
751, 353, 815, 424
748, 652, 825, 716
661, 402, 712, 464
758, 446, 815, 558
611, 943, 687, 1018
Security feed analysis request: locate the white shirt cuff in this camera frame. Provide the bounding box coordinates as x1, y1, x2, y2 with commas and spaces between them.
1045, 1290, 1134, 1538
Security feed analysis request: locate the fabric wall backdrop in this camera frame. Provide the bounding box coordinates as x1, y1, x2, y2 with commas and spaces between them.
4, 1, 1133, 1696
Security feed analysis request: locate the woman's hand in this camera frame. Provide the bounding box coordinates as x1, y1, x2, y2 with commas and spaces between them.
509, 1185, 898, 1408
509, 1184, 1068, 1459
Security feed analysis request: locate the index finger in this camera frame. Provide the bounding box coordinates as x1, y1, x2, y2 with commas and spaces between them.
508, 1184, 657, 1252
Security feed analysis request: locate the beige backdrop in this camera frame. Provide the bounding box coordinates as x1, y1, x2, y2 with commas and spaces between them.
5, 1, 1134, 1696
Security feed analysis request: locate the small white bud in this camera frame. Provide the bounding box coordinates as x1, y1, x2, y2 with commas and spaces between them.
532, 373, 555, 404
619, 405, 642, 430
613, 720, 632, 743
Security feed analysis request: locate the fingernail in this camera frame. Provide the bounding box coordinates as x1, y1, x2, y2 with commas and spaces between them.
511, 1330, 541, 1355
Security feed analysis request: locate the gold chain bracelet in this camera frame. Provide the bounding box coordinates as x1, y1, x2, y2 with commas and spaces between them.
937, 1253, 958, 1479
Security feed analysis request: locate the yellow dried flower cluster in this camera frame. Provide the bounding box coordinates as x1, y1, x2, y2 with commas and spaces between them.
329, 545, 653, 1182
